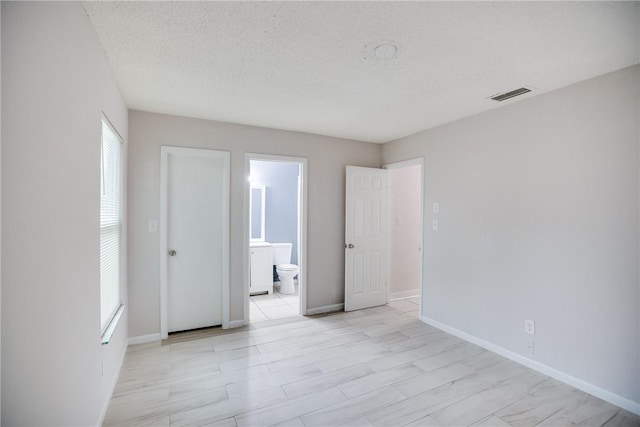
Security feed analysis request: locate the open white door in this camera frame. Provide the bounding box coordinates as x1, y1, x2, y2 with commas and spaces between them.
345, 166, 388, 311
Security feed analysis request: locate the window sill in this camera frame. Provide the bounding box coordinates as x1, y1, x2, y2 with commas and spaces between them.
101, 305, 125, 345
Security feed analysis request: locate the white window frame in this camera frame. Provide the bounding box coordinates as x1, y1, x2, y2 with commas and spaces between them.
100, 115, 124, 343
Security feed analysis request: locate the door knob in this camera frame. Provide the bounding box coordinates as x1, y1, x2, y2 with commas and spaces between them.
345, 243, 354, 249
168, 250, 177, 256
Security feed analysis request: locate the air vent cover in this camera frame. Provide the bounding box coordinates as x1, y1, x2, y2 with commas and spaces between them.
490, 87, 531, 102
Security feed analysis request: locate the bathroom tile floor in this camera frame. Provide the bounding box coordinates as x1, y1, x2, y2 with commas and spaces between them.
250, 284, 300, 322
104, 304, 638, 426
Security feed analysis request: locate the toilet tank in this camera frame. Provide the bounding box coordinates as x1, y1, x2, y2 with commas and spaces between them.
272, 243, 292, 265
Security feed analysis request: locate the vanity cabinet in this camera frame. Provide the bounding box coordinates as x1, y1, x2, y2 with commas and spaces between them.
250, 242, 273, 295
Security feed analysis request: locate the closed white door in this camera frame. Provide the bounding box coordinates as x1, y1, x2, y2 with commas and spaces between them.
345, 166, 388, 311
167, 149, 226, 332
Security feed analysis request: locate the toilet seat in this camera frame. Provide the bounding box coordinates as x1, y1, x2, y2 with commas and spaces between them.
277, 264, 298, 271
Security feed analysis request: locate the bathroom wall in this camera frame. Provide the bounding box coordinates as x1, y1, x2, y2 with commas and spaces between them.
250, 160, 300, 265
382, 65, 640, 410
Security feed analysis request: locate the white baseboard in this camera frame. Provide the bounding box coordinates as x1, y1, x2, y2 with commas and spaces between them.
127, 333, 161, 346
228, 319, 246, 329
306, 303, 344, 316
421, 316, 640, 416
389, 290, 420, 300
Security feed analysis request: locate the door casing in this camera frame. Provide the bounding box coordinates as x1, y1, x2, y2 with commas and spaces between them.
160, 146, 230, 339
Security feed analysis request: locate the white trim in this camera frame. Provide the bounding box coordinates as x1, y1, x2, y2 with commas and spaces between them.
100, 305, 125, 345
384, 158, 425, 318
299, 160, 308, 317
160, 148, 168, 338
389, 290, 420, 301
244, 154, 309, 324
421, 316, 640, 416
160, 146, 231, 339
127, 333, 161, 346
228, 319, 247, 329
243, 155, 250, 326
97, 330, 128, 427
306, 303, 344, 316
384, 158, 424, 170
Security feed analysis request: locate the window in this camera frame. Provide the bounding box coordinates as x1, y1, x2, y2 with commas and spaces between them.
100, 117, 123, 334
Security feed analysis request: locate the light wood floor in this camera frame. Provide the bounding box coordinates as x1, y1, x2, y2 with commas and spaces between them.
104, 305, 639, 426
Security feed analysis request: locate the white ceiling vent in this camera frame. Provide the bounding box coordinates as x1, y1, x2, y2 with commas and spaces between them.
490, 87, 532, 102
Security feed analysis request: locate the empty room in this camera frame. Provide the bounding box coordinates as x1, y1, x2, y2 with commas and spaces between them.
1, 1, 639, 426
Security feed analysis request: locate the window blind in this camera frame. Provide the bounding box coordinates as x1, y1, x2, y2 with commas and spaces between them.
100, 118, 122, 332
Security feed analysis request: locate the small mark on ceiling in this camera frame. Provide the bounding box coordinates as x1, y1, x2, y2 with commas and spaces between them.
374, 43, 398, 60
363, 40, 399, 61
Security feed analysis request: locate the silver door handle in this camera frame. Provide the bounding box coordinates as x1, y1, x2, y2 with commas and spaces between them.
345, 243, 354, 249
168, 250, 177, 256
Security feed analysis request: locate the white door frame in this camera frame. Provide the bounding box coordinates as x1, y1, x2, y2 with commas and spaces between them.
244, 154, 308, 322
384, 157, 425, 316
160, 146, 231, 339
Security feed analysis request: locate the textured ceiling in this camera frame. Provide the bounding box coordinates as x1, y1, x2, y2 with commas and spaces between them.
84, 1, 639, 143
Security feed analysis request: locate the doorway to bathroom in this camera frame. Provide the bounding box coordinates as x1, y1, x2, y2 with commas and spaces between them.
244, 154, 307, 323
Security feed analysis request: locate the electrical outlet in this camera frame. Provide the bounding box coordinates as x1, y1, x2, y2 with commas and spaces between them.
525, 319, 535, 335
527, 341, 535, 354
433, 202, 439, 213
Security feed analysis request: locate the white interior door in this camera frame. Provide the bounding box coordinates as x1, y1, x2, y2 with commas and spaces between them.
167, 149, 225, 332
345, 166, 388, 311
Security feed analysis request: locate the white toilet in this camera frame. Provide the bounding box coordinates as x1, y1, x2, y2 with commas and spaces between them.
272, 243, 299, 295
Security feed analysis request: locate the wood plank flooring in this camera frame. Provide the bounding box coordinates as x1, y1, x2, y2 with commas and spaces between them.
104, 305, 639, 426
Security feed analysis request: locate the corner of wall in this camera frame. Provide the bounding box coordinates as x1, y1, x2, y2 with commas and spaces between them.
0, 2, 3, 423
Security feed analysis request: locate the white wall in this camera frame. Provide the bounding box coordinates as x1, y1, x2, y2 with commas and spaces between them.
1, 2, 129, 425
0, 4, 3, 422
388, 164, 422, 298
127, 110, 381, 338
383, 65, 640, 409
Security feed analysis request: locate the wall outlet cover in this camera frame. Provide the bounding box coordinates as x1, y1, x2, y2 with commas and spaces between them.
525, 319, 535, 335
527, 341, 535, 354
